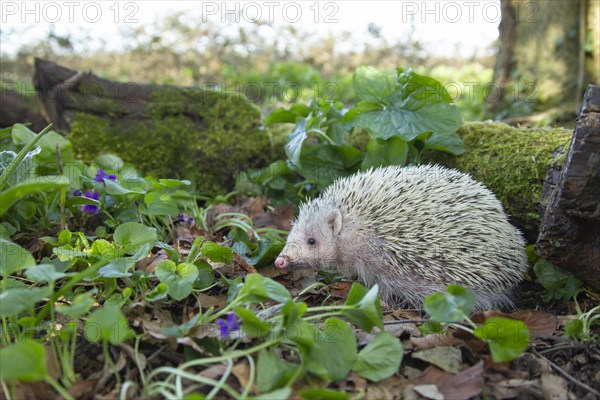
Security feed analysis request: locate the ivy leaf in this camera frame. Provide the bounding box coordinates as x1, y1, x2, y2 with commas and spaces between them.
0, 340, 48, 382
353, 331, 403, 381
424, 285, 476, 322
155, 260, 199, 301
474, 317, 529, 362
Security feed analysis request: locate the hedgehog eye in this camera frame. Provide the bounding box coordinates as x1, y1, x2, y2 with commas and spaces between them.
307, 237, 316, 245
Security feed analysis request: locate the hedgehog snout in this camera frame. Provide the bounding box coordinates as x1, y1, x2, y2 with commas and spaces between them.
274, 257, 288, 269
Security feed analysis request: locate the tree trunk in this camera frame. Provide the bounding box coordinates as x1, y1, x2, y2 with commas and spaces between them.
536, 85, 600, 288
491, 0, 597, 114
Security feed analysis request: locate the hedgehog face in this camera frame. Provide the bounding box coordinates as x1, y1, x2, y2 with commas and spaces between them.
275, 207, 342, 270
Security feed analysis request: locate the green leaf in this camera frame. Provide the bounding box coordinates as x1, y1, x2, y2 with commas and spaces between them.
534, 259, 581, 302
361, 136, 408, 170
243, 236, 285, 267
155, 260, 199, 301
145, 283, 169, 302
284, 118, 308, 165
144, 192, 179, 217
252, 388, 292, 400
265, 103, 311, 125
239, 274, 291, 304
103, 178, 145, 195
234, 307, 271, 338
85, 305, 134, 344
25, 264, 68, 283
298, 144, 363, 186
94, 153, 125, 171
353, 66, 397, 103
281, 300, 308, 327
256, 348, 298, 393
56, 290, 96, 317
98, 259, 135, 278
65, 195, 101, 210
0, 176, 70, 216
345, 68, 462, 141
0, 340, 48, 382
304, 318, 357, 382
474, 317, 529, 362
424, 132, 466, 155
424, 285, 476, 322
194, 260, 215, 290
0, 286, 52, 318
353, 331, 403, 382
564, 319, 584, 340
342, 283, 384, 331
113, 222, 157, 255
0, 238, 36, 276
300, 388, 349, 400
201, 241, 233, 264
419, 321, 444, 335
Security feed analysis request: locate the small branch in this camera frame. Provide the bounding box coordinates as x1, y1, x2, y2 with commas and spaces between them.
532, 348, 600, 397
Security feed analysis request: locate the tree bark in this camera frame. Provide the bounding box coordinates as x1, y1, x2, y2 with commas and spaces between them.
536, 85, 600, 288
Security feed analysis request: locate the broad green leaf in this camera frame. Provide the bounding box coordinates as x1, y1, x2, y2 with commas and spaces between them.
361, 136, 408, 170
564, 319, 584, 340
424, 284, 476, 322
419, 321, 444, 335
534, 259, 581, 302
304, 318, 357, 382
265, 103, 311, 125
58, 229, 71, 245
239, 274, 291, 304
300, 388, 349, 400
0, 286, 52, 318
0, 238, 36, 276
65, 195, 101, 209
342, 283, 384, 331
25, 264, 67, 283
353, 66, 397, 103
256, 348, 298, 393
104, 178, 145, 195
91, 239, 117, 258
144, 192, 179, 217
158, 178, 191, 188
194, 260, 215, 290
56, 290, 96, 317
345, 68, 462, 141
155, 260, 198, 301
85, 305, 134, 344
113, 222, 157, 255
234, 307, 271, 338
0, 340, 48, 382
94, 153, 125, 171
0, 176, 69, 216
474, 317, 529, 362
297, 144, 363, 186
201, 241, 233, 264
98, 259, 135, 278
252, 388, 292, 400
284, 118, 308, 165
424, 132, 466, 155
353, 331, 403, 381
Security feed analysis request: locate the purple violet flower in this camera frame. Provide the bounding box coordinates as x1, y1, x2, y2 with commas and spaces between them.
82, 190, 100, 215
94, 169, 117, 183
73, 189, 82, 197
215, 313, 240, 339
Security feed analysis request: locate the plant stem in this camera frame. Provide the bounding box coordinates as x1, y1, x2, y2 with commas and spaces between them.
0, 124, 53, 191
45, 376, 74, 400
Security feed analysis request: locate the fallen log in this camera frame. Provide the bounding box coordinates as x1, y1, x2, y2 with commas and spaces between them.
33, 58, 273, 194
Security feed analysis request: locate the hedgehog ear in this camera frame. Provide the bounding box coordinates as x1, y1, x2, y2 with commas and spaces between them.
327, 209, 342, 236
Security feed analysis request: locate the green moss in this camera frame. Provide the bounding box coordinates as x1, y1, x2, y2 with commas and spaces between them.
423, 121, 572, 236
68, 87, 271, 194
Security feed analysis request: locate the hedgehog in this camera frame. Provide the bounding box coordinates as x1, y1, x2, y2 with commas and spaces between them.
274, 164, 529, 310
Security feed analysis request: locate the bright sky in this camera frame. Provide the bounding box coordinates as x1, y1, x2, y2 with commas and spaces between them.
0, 1, 501, 57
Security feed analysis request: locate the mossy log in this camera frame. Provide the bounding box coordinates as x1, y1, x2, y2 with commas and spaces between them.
33, 58, 273, 194
536, 85, 600, 288
421, 121, 572, 242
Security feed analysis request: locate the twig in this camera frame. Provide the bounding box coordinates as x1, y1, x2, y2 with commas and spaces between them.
532, 348, 600, 397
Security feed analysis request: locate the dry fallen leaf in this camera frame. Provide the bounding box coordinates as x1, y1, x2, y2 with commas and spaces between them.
412, 361, 484, 400
412, 346, 463, 373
